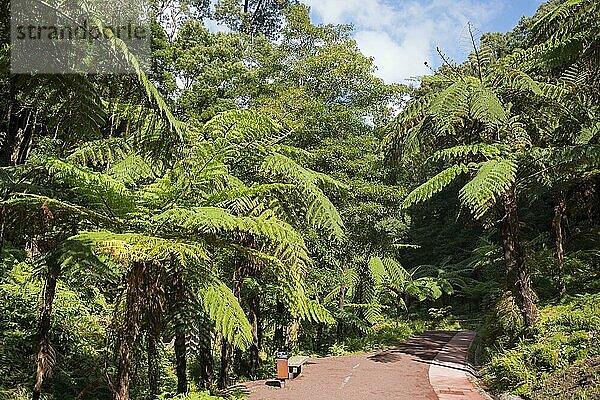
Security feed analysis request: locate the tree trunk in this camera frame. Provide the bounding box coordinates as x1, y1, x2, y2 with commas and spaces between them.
0, 205, 5, 256
501, 186, 537, 328
0, 107, 34, 167
115, 263, 145, 400
231, 253, 248, 377
32, 262, 60, 400
171, 266, 188, 395
553, 193, 567, 298
175, 332, 188, 395
218, 340, 230, 389
274, 301, 284, 350
145, 265, 164, 399
336, 283, 346, 340
147, 334, 160, 399
197, 337, 214, 390
248, 295, 261, 377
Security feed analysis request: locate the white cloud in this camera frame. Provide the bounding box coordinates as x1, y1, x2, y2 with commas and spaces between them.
303, 0, 503, 84
354, 30, 429, 83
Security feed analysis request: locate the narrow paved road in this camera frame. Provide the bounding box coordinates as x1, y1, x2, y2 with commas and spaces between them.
244, 331, 467, 400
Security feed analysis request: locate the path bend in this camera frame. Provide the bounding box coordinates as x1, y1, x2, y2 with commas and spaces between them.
243, 330, 490, 400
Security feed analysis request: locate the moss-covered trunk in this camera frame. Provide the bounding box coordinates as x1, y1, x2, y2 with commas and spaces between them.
553, 193, 567, 298
501, 186, 537, 328
115, 263, 145, 400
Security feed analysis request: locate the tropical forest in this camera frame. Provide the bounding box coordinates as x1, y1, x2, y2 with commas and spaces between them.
0, 0, 599, 399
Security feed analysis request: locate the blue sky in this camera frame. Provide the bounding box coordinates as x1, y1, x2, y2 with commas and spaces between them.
302, 0, 545, 84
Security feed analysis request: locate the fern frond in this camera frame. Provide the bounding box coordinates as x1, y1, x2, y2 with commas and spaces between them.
98, 22, 183, 138
429, 81, 470, 134
469, 84, 508, 128
108, 155, 156, 187
204, 109, 283, 144
1, 194, 115, 226
67, 138, 133, 169
431, 143, 505, 163
41, 158, 135, 215
261, 153, 345, 240
304, 299, 335, 324
403, 164, 470, 209
459, 157, 517, 219
156, 207, 312, 270
73, 231, 211, 268
200, 280, 253, 350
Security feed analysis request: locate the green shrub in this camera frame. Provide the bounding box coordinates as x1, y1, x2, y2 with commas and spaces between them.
485, 349, 535, 394
481, 293, 600, 397
158, 391, 223, 400
328, 342, 351, 356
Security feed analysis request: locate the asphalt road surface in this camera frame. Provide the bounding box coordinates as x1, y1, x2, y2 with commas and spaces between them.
243, 331, 459, 400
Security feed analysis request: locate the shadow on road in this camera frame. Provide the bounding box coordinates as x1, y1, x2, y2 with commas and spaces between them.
368, 331, 457, 364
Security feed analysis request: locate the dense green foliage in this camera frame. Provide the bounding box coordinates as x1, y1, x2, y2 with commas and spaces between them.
1, 0, 599, 399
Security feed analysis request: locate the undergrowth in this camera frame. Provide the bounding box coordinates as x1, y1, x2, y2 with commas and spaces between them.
480, 293, 600, 398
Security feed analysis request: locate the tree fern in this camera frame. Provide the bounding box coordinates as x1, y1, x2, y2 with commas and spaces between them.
431, 143, 505, 163
459, 158, 518, 219
260, 153, 345, 240
200, 280, 253, 350
72, 231, 211, 269
402, 164, 470, 209
41, 158, 135, 216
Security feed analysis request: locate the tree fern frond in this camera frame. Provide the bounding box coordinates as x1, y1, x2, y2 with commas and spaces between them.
205, 183, 292, 209
459, 157, 517, 219
381, 258, 412, 288
66, 138, 133, 170
199, 280, 253, 350
403, 164, 470, 209
156, 207, 312, 269
368, 257, 386, 286
469, 84, 508, 128
73, 231, 211, 268
108, 155, 157, 187
98, 22, 183, 138
204, 109, 283, 144
261, 153, 345, 240
429, 81, 470, 134
41, 158, 135, 215
1, 194, 115, 226
304, 299, 335, 324
431, 143, 505, 163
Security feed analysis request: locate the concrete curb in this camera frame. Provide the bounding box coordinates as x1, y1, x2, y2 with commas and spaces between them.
428, 331, 493, 400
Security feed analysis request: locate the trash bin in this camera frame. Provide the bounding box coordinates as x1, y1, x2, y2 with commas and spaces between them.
276, 352, 290, 380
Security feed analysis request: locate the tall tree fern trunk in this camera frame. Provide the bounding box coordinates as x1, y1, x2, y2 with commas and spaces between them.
32, 206, 59, 400
553, 193, 567, 298
501, 186, 537, 328
147, 334, 160, 399
172, 266, 188, 395
175, 332, 188, 394
197, 336, 214, 389
248, 295, 261, 377
115, 263, 145, 400
32, 262, 60, 400
231, 250, 248, 377
274, 301, 284, 350
0, 107, 35, 167
336, 284, 346, 339
0, 205, 5, 254
218, 339, 230, 389
145, 265, 164, 399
